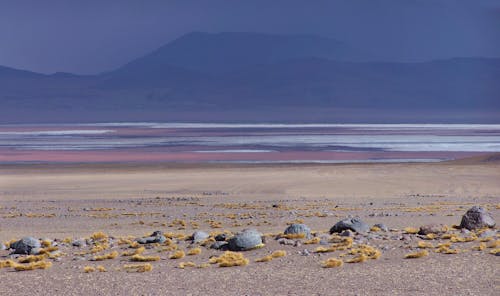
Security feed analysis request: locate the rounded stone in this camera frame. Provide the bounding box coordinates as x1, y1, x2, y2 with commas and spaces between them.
284, 223, 311, 239
459, 206, 496, 230
330, 217, 369, 234
10, 237, 41, 255
192, 231, 210, 243
227, 229, 263, 251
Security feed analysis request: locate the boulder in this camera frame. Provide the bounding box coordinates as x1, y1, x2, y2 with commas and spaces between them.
373, 223, 389, 232
210, 241, 229, 250
330, 217, 369, 234
459, 206, 496, 230
10, 237, 41, 254
136, 230, 167, 244
283, 223, 311, 239
227, 229, 263, 251
192, 231, 210, 243
418, 224, 447, 235
214, 233, 229, 241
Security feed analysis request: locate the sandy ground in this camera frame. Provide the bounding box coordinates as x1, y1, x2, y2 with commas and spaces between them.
0, 157, 499, 295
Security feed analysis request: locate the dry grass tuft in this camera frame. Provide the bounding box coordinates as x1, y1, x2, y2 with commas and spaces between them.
304, 237, 321, 244
178, 261, 196, 269
13, 261, 52, 271
169, 250, 186, 259
321, 257, 343, 268
486, 240, 500, 248
97, 265, 107, 272
346, 254, 368, 263
404, 250, 429, 259
0, 260, 15, 268
18, 255, 46, 263
417, 241, 434, 249
271, 250, 287, 258
123, 263, 153, 272
348, 245, 381, 260
197, 263, 210, 268
130, 254, 160, 262
370, 226, 381, 232
90, 231, 108, 241
404, 227, 419, 234
279, 233, 306, 239
41, 239, 52, 248
187, 247, 202, 256
472, 243, 486, 251
122, 246, 145, 256
211, 251, 249, 267
489, 248, 500, 255
84, 266, 95, 273
38, 246, 59, 254
255, 255, 273, 262
93, 251, 119, 261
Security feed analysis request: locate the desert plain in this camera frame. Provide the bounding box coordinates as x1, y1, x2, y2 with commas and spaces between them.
0, 155, 499, 295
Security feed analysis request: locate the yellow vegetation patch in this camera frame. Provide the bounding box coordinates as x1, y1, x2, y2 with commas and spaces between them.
169, 250, 186, 259
370, 226, 381, 232
304, 237, 321, 244
178, 261, 197, 269
346, 254, 368, 263
0, 260, 15, 268
130, 254, 160, 262
90, 231, 108, 241
321, 258, 343, 268
187, 247, 202, 256
93, 251, 119, 261
211, 251, 249, 267
404, 250, 429, 259
472, 243, 486, 251
424, 233, 436, 240
97, 265, 106, 272
13, 261, 52, 271
348, 245, 381, 260
489, 248, 500, 255
404, 227, 419, 234
41, 240, 52, 247
279, 233, 306, 239
90, 244, 108, 254
197, 263, 210, 268
18, 255, 46, 263
271, 250, 286, 258
122, 246, 145, 256
417, 241, 434, 249
255, 255, 273, 262
123, 263, 153, 272
84, 266, 95, 273
486, 240, 500, 248
38, 246, 59, 254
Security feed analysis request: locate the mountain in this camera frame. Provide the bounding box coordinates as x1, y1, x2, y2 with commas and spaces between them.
115, 32, 371, 75
0, 32, 499, 123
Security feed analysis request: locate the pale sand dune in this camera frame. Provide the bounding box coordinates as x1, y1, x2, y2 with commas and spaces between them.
2, 161, 500, 202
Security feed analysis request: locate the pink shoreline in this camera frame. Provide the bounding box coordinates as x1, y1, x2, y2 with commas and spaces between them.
0, 149, 483, 163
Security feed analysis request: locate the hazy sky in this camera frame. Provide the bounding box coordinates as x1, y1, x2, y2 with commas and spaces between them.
1, 0, 499, 74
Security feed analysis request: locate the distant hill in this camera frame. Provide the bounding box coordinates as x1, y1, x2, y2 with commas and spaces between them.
116, 32, 371, 75
0, 32, 499, 123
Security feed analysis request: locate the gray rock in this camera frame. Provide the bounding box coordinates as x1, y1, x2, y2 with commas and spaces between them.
136, 231, 167, 244
10, 237, 41, 254
478, 229, 497, 238
459, 206, 496, 230
227, 229, 263, 251
277, 238, 296, 246
210, 241, 228, 250
215, 233, 229, 241
373, 223, 389, 232
72, 239, 86, 247
192, 231, 210, 243
283, 224, 311, 239
330, 217, 369, 234
30, 248, 42, 255
418, 224, 447, 235
1, 244, 6, 250
300, 249, 311, 256
340, 230, 354, 237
